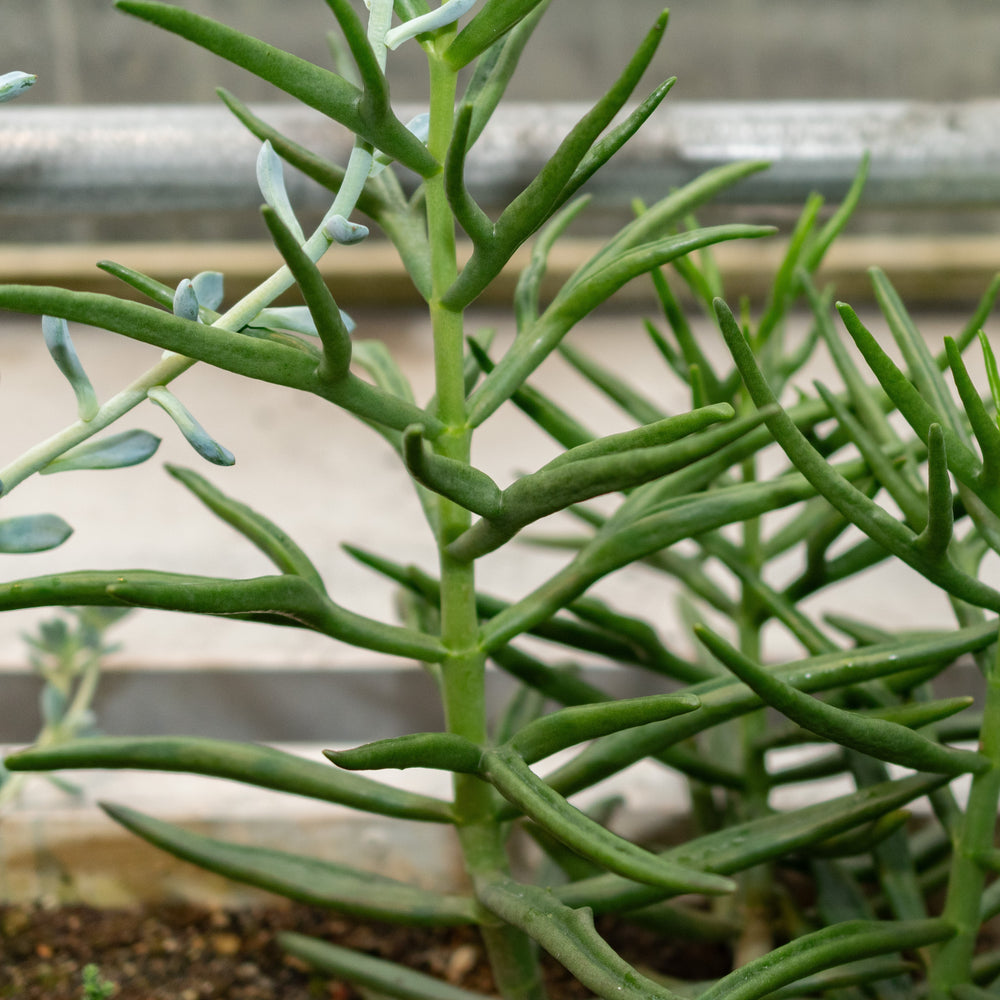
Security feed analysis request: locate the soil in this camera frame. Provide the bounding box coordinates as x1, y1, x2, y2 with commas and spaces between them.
0, 900, 731, 999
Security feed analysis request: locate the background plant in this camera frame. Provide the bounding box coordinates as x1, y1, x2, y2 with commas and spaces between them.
2, 3, 999, 999
0, 606, 130, 811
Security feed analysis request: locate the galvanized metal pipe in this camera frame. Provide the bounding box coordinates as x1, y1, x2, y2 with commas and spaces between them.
1, 101, 999, 216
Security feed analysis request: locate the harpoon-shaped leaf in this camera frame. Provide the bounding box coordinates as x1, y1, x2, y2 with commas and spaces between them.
41, 429, 160, 475
0, 513, 72, 553
101, 802, 474, 924
4, 736, 451, 822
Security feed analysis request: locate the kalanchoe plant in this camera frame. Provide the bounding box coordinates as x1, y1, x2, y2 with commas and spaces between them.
3, 3, 1000, 999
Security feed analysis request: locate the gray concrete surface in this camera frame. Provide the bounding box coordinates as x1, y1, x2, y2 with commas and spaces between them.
6, 1, 1000, 106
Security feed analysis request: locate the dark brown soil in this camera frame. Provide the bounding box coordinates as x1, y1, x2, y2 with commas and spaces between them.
0, 901, 730, 999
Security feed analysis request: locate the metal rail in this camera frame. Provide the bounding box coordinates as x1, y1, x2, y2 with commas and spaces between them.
1, 101, 999, 216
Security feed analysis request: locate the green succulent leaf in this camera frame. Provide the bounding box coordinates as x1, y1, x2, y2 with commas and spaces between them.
165, 464, 325, 591
477, 876, 691, 1000
260, 206, 352, 382
695, 624, 986, 776
115, 1, 438, 176
460, 0, 553, 148
5, 735, 452, 821
543, 623, 995, 802
101, 801, 474, 923
450, 403, 740, 560
443, 0, 559, 69
696, 918, 953, 1000
444, 10, 673, 308
717, 297, 1000, 612
280, 933, 496, 1000
509, 693, 700, 764
481, 746, 733, 895
558, 772, 949, 912
402, 424, 503, 518
467, 224, 771, 428
326, 733, 483, 774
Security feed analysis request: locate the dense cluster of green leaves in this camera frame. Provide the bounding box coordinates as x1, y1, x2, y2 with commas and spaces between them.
3, 3, 1000, 999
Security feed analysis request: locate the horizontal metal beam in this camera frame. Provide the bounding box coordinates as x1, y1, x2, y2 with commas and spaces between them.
1, 101, 999, 217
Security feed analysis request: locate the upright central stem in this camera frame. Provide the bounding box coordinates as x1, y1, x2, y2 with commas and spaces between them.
424, 42, 546, 1000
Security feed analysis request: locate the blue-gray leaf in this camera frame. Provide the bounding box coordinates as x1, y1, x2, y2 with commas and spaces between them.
250, 305, 356, 337
40, 685, 69, 725
172, 279, 200, 322
191, 271, 224, 311
0, 513, 73, 553
324, 214, 369, 246
0, 71, 36, 103
147, 386, 235, 466
42, 316, 99, 421
41, 430, 162, 475
256, 140, 305, 244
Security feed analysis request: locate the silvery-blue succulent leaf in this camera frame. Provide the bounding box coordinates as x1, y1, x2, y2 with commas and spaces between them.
371, 112, 430, 175
42, 316, 99, 421
324, 214, 369, 245
256, 140, 305, 243
250, 305, 356, 338
0, 513, 73, 554
385, 0, 479, 50
191, 271, 224, 311
41, 685, 69, 725
0, 71, 36, 103
172, 279, 201, 322
41, 430, 161, 475
147, 386, 235, 467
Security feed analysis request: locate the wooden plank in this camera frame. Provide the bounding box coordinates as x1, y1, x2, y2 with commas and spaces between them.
0, 235, 996, 308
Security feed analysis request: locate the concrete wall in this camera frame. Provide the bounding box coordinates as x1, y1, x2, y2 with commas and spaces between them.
4, 0, 1000, 106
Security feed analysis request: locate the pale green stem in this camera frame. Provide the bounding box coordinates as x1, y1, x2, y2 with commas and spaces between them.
927, 637, 1000, 998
